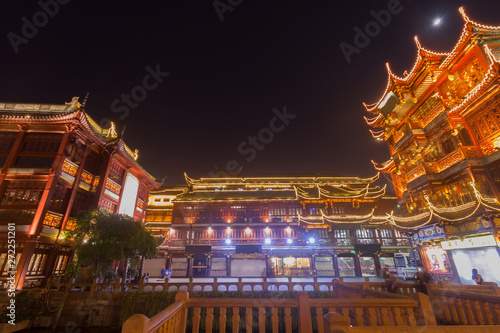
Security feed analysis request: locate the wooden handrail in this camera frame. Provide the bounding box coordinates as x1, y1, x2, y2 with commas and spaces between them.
427, 284, 500, 325
148, 300, 185, 332
187, 297, 297, 308
431, 288, 500, 302
122, 291, 189, 333
123, 289, 441, 332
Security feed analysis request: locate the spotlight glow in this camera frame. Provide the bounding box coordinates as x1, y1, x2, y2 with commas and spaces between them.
433, 18, 441, 26
308, 237, 315, 244
225, 238, 231, 245
264, 238, 271, 245
287, 238, 293, 244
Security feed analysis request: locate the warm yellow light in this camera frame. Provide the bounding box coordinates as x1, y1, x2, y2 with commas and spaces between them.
227, 218, 231, 223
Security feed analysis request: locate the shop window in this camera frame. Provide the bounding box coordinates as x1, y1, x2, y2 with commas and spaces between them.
360, 256, 376, 276
379, 257, 395, 269
337, 256, 356, 277
270, 257, 310, 276
315, 256, 334, 274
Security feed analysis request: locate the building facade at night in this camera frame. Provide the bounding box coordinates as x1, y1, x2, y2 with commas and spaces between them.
145, 186, 187, 235
0, 98, 159, 289
151, 173, 411, 278
365, 8, 500, 284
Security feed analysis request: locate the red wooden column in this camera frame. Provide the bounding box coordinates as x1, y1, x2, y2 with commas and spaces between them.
60, 142, 91, 230
15, 131, 72, 289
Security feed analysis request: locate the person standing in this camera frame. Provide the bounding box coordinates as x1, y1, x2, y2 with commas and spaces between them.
161, 266, 167, 279
472, 268, 484, 285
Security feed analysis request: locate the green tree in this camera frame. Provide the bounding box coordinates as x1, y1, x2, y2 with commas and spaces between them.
67, 210, 157, 278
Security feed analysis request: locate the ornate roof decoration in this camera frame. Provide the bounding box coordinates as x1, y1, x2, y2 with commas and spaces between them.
0, 97, 159, 184
184, 172, 380, 188
371, 159, 395, 172
363, 7, 500, 117
297, 182, 500, 230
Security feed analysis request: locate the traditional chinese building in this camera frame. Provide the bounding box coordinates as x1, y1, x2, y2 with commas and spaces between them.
364, 8, 500, 284
0, 97, 159, 289
156, 173, 409, 278
145, 186, 187, 236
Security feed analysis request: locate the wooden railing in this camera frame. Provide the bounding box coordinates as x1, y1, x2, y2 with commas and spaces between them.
50, 276, 419, 297
50, 276, 339, 294
333, 279, 418, 298
427, 284, 500, 325
122, 291, 189, 332
435, 280, 500, 295
122, 290, 436, 333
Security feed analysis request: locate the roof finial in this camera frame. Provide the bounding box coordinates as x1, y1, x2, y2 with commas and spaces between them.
64, 96, 81, 111
458, 7, 470, 24
81, 92, 90, 109
385, 62, 393, 76
414, 36, 421, 50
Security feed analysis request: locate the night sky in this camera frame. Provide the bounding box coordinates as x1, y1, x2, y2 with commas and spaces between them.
2, 1, 500, 186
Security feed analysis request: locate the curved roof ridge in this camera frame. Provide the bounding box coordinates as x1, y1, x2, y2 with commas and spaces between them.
363, 64, 393, 113
459, 6, 500, 30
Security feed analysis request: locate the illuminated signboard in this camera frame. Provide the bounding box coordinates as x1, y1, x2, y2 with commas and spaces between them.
118, 173, 139, 216
441, 235, 498, 250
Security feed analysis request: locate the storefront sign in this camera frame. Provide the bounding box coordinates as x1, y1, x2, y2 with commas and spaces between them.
441, 235, 498, 250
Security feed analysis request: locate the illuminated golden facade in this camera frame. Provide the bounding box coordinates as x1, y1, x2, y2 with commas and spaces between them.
154, 173, 408, 278
365, 8, 500, 283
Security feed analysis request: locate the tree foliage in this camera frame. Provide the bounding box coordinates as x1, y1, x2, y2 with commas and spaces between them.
67, 210, 157, 274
